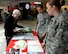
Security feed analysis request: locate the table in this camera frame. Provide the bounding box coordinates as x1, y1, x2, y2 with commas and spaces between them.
4, 31, 44, 54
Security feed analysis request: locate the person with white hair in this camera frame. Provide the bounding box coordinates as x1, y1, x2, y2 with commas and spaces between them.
4, 9, 24, 46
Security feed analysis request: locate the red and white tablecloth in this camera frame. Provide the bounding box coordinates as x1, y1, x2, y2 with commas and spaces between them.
5, 31, 45, 54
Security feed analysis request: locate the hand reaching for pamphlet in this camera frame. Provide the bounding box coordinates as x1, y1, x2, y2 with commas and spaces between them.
41, 43, 45, 48
13, 29, 17, 32
42, 33, 46, 37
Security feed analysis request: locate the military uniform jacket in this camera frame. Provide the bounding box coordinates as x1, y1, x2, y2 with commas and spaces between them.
45, 12, 68, 54
35, 12, 51, 38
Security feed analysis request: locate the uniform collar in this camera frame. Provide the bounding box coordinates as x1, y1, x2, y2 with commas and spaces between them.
52, 12, 62, 21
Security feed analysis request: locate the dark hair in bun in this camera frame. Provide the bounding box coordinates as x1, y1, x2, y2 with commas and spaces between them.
47, 0, 65, 9
60, 0, 65, 6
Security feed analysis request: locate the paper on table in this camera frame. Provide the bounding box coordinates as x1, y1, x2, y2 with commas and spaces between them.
27, 40, 40, 46
27, 52, 37, 54
12, 35, 25, 40
28, 45, 43, 52
12, 36, 37, 40
24, 36, 38, 40
16, 28, 20, 31
27, 52, 43, 54
24, 33, 33, 36
12, 33, 37, 40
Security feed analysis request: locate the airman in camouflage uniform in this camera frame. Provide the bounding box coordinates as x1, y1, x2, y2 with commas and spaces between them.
45, 12, 68, 54
62, 9, 68, 18
45, 0, 68, 54
35, 12, 51, 42
35, 5, 51, 42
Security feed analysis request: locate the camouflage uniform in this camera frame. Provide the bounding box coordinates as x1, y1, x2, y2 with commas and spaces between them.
45, 12, 68, 54
35, 12, 51, 42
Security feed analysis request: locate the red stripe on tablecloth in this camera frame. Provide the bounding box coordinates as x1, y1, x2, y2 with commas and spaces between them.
32, 30, 45, 53
32, 30, 38, 36
22, 40, 27, 52
6, 40, 18, 52
6, 40, 28, 52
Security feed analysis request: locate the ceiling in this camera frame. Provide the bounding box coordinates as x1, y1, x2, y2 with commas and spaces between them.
0, 0, 42, 6
0, 0, 67, 6
0, 0, 41, 2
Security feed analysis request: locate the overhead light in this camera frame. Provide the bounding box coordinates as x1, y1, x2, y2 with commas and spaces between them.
25, 4, 30, 10
34, 2, 41, 4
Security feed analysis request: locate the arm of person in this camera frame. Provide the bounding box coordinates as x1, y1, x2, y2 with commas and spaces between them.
41, 13, 51, 38
41, 32, 46, 37
14, 20, 24, 28
16, 24, 24, 28
34, 14, 39, 32
53, 27, 64, 54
